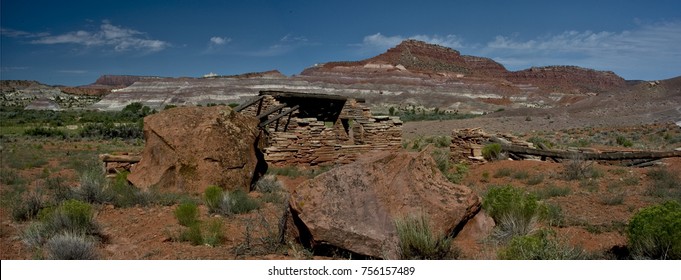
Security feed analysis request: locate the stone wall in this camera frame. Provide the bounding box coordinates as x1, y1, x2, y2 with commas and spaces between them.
240, 95, 402, 166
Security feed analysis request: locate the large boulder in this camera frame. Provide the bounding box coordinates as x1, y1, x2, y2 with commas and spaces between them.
128, 106, 261, 194
289, 149, 481, 259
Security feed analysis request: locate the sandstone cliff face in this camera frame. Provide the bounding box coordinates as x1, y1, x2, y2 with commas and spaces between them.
128, 106, 262, 194
93, 75, 161, 88
507, 66, 627, 94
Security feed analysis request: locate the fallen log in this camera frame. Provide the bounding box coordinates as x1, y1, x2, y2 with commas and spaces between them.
99, 154, 141, 163
496, 143, 681, 161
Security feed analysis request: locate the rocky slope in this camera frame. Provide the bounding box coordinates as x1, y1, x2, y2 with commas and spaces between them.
6, 40, 657, 113
0, 80, 100, 109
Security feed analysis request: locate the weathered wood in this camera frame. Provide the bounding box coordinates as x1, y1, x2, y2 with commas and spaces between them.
499, 144, 681, 161
256, 103, 287, 120
99, 154, 141, 163
260, 90, 366, 102
233, 96, 265, 112
259, 105, 300, 128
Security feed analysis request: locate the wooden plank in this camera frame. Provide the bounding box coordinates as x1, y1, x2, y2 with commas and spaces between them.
233, 96, 264, 112
256, 103, 287, 120
259, 105, 300, 128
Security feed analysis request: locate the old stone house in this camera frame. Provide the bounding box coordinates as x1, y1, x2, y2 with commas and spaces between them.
237, 90, 402, 166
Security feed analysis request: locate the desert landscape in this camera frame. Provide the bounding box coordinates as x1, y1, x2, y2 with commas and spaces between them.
1, 40, 680, 260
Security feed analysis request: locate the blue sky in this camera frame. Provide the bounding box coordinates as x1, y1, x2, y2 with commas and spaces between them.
1, 0, 680, 86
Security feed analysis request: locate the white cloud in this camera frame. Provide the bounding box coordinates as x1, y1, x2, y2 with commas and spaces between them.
354, 33, 466, 54
26, 21, 169, 53
209, 36, 230, 46
245, 34, 311, 57
356, 21, 681, 79
58, 70, 88, 74
479, 21, 681, 79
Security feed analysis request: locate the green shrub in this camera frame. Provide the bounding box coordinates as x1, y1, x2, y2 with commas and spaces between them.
526, 174, 545, 185
445, 162, 468, 184
230, 190, 260, 214
616, 135, 633, 147
535, 184, 572, 199
204, 218, 224, 247
46, 199, 99, 236
180, 223, 204, 246
107, 172, 148, 207
45, 177, 74, 204
483, 185, 542, 242
21, 222, 48, 250
541, 203, 565, 227
11, 191, 44, 221
482, 143, 502, 161
600, 193, 625, 205
395, 214, 455, 260
493, 168, 513, 178
78, 166, 109, 204
512, 170, 530, 180
256, 175, 285, 204
267, 166, 302, 178
175, 202, 199, 227
255, 175, 282, 193
498, 229, 587, 260
646, 167, 681, 202
430, 148, 450, 174
0, 168, 24, 186
45, 232, 99, 260
79, 122, 143, 140
627, 201, 681, 259
204, 185, 224, 214
24, 127, 67, 139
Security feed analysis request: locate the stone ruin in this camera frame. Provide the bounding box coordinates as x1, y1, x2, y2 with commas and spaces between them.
237, 90, 403, 167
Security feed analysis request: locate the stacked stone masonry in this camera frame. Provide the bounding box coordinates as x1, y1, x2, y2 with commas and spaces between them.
241, 95, 402, 166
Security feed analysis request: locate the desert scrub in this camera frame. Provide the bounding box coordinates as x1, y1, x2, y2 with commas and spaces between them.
498, 229, 587, 260
493, 167, 513, 178
616, 135, 633, 147
11, 190, 44, 221
179, 223, 204, 246
0, 168, 24, 186
562, 157, 601, 181
483, 185, 542, 242
646, 167, 681, 202
107, 171, 149, 207
78, 165, 109, 204
230, 190, 260, 214
46, 199, 99, 235
175, 201, 199, 227
204, 218, 224, 247
204, 185, 225, 214
534, 183, 571, 199
445, 162, 468, 184
256, 175, 285, 204
627, 201, 681, 259
482, 143, 502, 161
255, 175, 282, 193
395, 214, 456, 260
45, 232, 99, 260
430, 148, 451, 175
